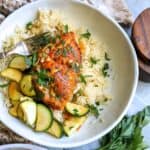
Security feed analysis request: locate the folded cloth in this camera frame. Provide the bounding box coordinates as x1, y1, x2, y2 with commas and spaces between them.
0, 0, 133, 145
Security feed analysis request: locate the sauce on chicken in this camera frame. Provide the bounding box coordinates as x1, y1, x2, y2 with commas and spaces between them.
34, 32, 81, 110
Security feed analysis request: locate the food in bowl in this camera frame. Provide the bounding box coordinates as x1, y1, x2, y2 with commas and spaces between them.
0, 10, 112, 138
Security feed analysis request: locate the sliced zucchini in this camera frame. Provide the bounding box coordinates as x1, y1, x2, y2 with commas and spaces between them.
8, 102, 19, 117
17, 103, 25, 121
65, 102, 89, 117
47, 120, 63, 138
20, 96, 33, 102
9, 55, 27, 71
8, 81, 23, 101
20, 75, 36, 96
20, 100, 37, 127
0, 68, 22, 82
35, 104, 53, 131
63, 116, 87, 136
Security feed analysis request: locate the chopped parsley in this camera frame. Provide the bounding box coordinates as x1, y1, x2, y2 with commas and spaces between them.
73, 108, 79, 114
64, 24, 69, 33
55, 49, 62, 56
36, 69, 53, 86
25, 56, 32, 68
71, 63, 80, 72
76, 89, 84, 96
32, 53, 38, 65
90, 57, 100, 67
102, 63, 109, 77
105, 52, 111, 61
35, 90, 44, 101
79, 74, 87, 84
69, 126, 74, 129
25, 53, 38, 68
89, 104, 99, 118
26, 21, 32, 30
96, 101, 100, 106
56, 94, 61, 100
62, 48, 68, 57
0, 82, 9, 88
80, 30, 91, 39
79, 74, 92, 84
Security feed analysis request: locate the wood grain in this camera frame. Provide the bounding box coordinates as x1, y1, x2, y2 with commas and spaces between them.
132, 8, 150, 64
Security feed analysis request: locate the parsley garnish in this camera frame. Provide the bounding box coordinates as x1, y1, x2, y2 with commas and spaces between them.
79, 74, 87, 84
25, 53, 38, 68
80, 30, 91, 39
89, 104, 99, 118
64, 24, 68, 33
102, 63, 109, 77
62, 48, 68, 57
90, 57, 100, 67
26, 22, 32, 30
0, 82, 9, 88
98, 106, 150, 150
71, 63, 80, 72
79, 74, 92, 84
104, 52, 111, 61
37, 69, 53, 86
25, 56, 32, 68
32, 53, 38, 65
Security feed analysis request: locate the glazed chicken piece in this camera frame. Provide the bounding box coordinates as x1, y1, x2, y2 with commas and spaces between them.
48, 32, 81, 66
35, 32, 81, 110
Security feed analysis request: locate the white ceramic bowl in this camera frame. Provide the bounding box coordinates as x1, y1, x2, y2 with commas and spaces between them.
0, 0, 138, 148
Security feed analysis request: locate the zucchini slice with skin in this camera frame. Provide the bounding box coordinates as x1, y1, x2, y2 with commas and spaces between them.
65, 102, 89, 117
8, 102, 19, 117
63, 116, 87, 136
9, 55, 27, 71
0, 68, 22, 82
20, 75, 36, 96
19, 100, 37, 128
17, 97, 33, 121
8, 81, 23, 101
47, 120, 63, 138
17, 103, 26, 121
35, 104, 53, 132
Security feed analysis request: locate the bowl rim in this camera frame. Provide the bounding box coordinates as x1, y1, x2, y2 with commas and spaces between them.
0, 0, 139, 148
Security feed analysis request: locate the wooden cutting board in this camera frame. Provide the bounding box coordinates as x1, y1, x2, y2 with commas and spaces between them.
132, 8, 150, 82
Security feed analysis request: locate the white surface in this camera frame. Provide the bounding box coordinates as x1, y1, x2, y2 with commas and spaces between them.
0, 0, 138, 148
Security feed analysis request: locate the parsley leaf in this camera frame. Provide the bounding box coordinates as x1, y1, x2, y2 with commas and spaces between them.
26, 21, 32, 30
79, 74, 93, 84
25, 56, 32, 68
32, 52, 38, 65
102, 63, 109, 77
79, 74, 87, 84
89, 104, 99, 118
37, 69, 53, 86
25, 53, 38, 68
71, 63, 80, 72
64, 24, 68, 33
90, 57, 100, 67
80, 30, 91, 39
98, 106, 150, 150
0, 82, 9, 88
105, 52, 111, 61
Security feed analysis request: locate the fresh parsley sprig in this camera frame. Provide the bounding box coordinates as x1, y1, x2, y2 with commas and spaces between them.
98, 106, 150, 150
